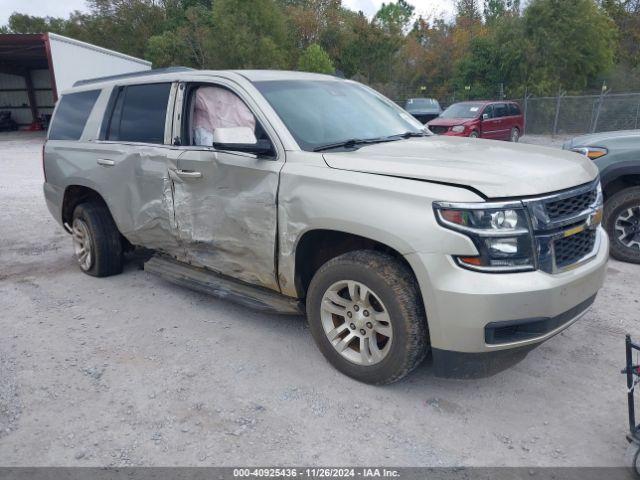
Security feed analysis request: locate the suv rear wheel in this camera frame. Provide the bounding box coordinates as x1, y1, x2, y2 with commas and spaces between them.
604, 187, 640, 264
71, 202, 124, 276
510, 127, 520, 142
306, 250, 428, 384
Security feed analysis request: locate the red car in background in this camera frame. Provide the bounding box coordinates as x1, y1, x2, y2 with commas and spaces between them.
426, 100, 524, 142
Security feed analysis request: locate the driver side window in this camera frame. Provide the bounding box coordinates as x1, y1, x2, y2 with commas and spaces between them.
483, 105, 494, 119
185, 85, 268, 147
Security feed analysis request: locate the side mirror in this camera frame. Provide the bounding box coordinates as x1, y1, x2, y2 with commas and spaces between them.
482, 113, 490, 121
211, 127, 273, 156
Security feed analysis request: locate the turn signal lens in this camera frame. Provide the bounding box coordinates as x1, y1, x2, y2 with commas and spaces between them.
441, 209, 464, 224
437, 207, 528, 233
571, 146, 608, 160
458, 256, 482, 266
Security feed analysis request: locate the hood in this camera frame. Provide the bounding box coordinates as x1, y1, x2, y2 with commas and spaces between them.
322, 136, 599, 198
427, 117, 475, 127
564, 129, 640, 149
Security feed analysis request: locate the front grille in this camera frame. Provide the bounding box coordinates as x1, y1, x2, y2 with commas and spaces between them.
553, 229, 597, 269
525, 179, 601, 273
545, 189, 597, 221
429, 126, 449, 135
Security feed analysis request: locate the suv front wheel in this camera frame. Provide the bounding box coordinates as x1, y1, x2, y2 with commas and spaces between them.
604, 187, 640, 264
71, 202, 124, 276
306, 250, 429, 384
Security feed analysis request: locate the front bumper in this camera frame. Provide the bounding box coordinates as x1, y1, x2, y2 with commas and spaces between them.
405, 227, 608, 375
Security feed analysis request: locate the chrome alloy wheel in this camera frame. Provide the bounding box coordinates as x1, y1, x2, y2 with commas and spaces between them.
72, 218, 93, 271
615, 206, 640, 250
320, 280, 393, 366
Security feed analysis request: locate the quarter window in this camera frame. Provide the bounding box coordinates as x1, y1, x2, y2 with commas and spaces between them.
509, 103, 522, 116
49, 90, 100, 140
105, 83, 171, 144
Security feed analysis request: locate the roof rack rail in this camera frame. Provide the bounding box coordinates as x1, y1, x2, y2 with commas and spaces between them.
73, 66, 194, 87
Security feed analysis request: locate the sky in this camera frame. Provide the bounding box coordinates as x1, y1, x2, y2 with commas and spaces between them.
0, 0, 456, 28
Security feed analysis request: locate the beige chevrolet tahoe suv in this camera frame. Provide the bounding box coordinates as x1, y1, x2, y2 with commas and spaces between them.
43, 69, 608, 384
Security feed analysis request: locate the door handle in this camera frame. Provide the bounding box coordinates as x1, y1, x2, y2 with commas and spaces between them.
174, 169, 202, 179
97, 158, 115, 167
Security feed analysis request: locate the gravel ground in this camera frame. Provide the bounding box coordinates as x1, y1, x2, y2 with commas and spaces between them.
0, 131, 638, 467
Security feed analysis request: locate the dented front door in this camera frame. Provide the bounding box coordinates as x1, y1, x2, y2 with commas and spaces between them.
169, 148, 281, 291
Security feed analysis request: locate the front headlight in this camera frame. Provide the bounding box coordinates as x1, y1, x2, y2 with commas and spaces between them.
434, 201, 535, 272
571, 146, 608, 160
451, 125, 466, 133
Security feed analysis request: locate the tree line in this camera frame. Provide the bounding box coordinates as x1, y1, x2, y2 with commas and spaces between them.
2, 0, 639, 102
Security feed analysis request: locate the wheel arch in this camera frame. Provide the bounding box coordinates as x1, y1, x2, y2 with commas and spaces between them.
61, 185, 108, 226
292, 229, 421, 302
601, 164, 640, 201
60, 184, 127, 240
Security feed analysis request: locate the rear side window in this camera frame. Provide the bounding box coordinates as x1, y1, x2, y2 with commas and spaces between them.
509, 103, 522, 116
105, 83, 171, 144
494, 103, 509, 118
49, 90, 100, 140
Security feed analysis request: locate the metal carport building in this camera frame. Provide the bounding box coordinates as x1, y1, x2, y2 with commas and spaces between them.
0, 33, 151, 129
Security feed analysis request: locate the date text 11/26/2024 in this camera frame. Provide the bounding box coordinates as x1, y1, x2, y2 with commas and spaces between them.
232, 468, 401, 478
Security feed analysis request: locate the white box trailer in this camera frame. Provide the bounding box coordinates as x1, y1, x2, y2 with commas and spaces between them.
0, 32, 151, 129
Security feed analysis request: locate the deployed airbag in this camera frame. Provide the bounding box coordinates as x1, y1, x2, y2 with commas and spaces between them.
193, 86, 256, 146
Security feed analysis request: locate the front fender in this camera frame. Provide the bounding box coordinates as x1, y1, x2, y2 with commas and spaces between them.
599, 160, 640, 193
276, 160, 482, 297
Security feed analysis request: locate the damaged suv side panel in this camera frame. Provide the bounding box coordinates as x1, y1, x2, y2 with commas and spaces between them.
169, 148, 282, 290
276, 151, 483, 298
163, 78, 288, 290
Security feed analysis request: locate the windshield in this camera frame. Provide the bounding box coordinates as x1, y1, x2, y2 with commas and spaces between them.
440, 103, 485, 119
254, 80, 423, 151
405, 98, 439, 110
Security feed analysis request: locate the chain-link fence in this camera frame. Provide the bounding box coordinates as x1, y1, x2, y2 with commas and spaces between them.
386, 82, 640, 136
523, 92, 640, 136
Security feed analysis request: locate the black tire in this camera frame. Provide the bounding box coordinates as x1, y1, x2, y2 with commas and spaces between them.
306, 250, 429, 385
72, 202, 123, 277
510, 127, 520, 142
623, 441, 640, 478
469, 131, 479, 138
604, 187, 640, 264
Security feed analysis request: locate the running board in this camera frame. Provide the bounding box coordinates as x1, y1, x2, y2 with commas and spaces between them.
144, 255, 304, 315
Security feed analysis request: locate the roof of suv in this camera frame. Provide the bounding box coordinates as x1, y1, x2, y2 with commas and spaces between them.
235, 70, 340, 82
70, 68, 341, 92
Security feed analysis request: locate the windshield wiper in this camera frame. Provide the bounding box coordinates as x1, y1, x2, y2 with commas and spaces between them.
312, 137, 399, 152
389, 131, 429, 140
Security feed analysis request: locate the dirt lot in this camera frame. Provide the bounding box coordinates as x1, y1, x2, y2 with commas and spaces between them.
0, 131, 638, 467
